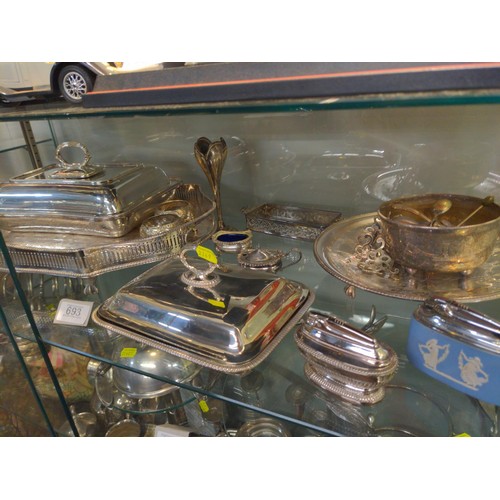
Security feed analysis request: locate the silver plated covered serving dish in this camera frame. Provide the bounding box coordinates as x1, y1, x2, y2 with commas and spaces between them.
93, 246, 314, 373
0, 141, 180, 237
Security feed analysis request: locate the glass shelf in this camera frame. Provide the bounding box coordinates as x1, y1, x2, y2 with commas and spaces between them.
2, 89, 500, 123
3, 230, 497, 437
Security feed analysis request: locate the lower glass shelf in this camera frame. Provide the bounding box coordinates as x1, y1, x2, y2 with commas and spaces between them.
1, 230, 498, 437
2, 299, 496, 437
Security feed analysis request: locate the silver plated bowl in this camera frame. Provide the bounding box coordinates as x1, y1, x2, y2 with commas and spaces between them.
377, 193, 500, 274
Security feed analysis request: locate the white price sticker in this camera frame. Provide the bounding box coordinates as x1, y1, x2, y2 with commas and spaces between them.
53, 299, 94, 327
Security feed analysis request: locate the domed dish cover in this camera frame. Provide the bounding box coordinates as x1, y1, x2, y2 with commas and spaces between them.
92, 245, 313, 373
111, 341, 201, 399
0, 141, 180, 237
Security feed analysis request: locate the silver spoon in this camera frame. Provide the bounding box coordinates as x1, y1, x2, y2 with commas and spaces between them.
429, 198, 452, 227
392, 205, 432, 223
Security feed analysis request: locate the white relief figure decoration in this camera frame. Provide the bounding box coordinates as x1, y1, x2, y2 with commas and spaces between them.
458, 351, 489, 389
419, 338, 449, 370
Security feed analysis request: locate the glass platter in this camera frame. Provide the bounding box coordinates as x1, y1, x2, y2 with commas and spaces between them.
0, 184, 215, 279
361, 168, 500, 204
313, 213, 500, 303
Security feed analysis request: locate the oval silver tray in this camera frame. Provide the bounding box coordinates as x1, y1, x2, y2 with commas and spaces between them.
0, 184, 216, 279
314, 213, 500, 303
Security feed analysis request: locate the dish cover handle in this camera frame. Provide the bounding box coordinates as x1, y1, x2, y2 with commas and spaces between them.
180, 245, 221, 288
50, 141, 102, 179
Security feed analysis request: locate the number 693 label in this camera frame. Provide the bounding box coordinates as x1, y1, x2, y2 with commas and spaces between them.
53, 298, 94, 327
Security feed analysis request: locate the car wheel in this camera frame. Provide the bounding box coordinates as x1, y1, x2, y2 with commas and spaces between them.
58, 65, 95, 104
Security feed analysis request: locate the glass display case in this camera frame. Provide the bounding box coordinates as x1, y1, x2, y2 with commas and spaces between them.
0, 77, 499, 437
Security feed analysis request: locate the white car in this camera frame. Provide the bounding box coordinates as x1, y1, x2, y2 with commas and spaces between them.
0, 62, 166, 105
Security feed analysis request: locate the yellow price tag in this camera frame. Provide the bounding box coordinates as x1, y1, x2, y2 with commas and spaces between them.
196, 245, 218, 264
454, 433, 471, 437
45, 303, 57, 318
199, 400, 210, 413
120, 347, 137, 358
208, 298, 225, 308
